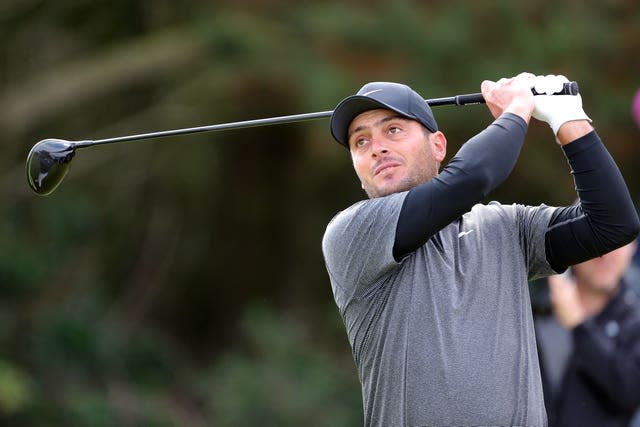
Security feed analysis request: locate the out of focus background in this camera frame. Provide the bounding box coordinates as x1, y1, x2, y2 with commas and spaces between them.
1, 1, 639, 425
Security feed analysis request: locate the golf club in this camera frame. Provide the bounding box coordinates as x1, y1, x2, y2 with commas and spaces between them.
26, 81, 579, 196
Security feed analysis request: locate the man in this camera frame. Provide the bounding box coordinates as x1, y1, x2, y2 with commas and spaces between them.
322, 73, 639, 426
535, 241, 640, 427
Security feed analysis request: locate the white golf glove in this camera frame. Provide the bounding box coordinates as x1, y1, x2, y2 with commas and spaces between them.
531, 74, 591, 135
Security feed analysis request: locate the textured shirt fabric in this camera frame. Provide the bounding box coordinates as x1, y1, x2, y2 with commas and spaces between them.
323, 197, 557, 426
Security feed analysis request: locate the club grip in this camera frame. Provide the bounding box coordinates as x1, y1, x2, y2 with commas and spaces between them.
532, 81, 579, 96
427, 81, 581, 107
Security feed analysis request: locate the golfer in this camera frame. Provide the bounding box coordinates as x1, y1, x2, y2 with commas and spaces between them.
322, 73, 639, 426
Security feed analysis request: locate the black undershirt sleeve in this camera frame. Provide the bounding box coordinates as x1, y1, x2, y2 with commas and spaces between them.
393, 113, 528, 261
544, 131, 639, 272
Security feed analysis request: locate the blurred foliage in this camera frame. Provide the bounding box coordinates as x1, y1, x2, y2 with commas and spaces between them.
206, 306, 361, 426
0, 0, 639, 425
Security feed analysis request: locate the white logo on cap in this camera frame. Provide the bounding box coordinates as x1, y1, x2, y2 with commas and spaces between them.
361, 89, 383, 97
458, 230, 474, 238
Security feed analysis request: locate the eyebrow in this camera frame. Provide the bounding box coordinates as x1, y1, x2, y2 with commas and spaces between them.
347, 114, 407, 141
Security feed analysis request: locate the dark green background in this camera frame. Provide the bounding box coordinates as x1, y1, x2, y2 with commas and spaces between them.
1, 1, 638, 425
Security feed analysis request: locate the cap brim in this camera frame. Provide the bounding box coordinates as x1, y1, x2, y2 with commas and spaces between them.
330, 96, 414, 148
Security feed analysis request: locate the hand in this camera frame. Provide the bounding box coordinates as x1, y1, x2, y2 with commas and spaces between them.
531, 74, 592, 136
481, 72, 535, 122
548, 273, 588, 329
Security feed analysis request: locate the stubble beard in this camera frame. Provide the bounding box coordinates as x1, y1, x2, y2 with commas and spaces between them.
364, 161, 440, 198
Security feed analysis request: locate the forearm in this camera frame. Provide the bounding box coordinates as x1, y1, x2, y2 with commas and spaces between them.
393, 113, 526, 259
556, 120, 594, 146
545, 131, 640, 271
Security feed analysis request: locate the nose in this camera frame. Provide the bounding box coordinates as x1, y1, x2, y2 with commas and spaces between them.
370, 133, 389, 156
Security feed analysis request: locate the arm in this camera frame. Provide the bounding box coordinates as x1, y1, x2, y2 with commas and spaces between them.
394, 114, 526, 259
394, 73, 535, 259
544, 129, 639, 270
530, 75, 639, 270
556, 119, 593, 145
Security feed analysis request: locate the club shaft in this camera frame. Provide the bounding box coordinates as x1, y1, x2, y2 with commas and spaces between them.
73, 96, 481, 148
74, 110, 335, 148
72, 81, 578, 148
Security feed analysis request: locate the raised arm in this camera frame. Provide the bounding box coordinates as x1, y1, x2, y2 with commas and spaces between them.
544, 127, 639, 270
394, 73, 535, 259
531, 75, 640, 270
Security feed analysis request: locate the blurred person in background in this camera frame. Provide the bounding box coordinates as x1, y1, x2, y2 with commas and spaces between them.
534, 241, 640, 427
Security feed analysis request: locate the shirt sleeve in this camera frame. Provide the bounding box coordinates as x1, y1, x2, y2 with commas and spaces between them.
322, 193, 406, 312
514, 203, 560, 280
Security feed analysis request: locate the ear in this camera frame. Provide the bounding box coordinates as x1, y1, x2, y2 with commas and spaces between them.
430, 131, 447, 162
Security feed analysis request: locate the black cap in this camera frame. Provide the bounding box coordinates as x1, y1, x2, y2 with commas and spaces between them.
330, 82, 439, 148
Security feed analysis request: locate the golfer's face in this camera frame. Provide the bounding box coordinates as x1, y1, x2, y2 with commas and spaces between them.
348, 109, 445, 198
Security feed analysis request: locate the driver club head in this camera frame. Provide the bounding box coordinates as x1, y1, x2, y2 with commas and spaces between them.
26, 139, 77, 196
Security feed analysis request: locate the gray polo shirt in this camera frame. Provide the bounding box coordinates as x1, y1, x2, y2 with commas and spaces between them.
323, 193, 556, 426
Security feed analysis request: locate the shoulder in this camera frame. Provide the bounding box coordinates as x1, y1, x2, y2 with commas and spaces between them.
464, 202, 559, 244
326, 192, 408, 232
468, 201, 557, 222
323, 192, 408, 257
465, 202, 517, 224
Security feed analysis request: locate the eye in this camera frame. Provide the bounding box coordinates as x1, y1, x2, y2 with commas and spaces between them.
388, 125, 402, 135
355, 140, 369, 147
352, 136, 369, 148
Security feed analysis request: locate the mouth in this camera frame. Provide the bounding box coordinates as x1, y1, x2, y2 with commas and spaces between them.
374, 161, 402, 177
